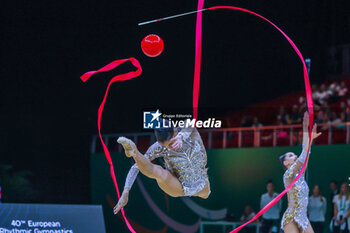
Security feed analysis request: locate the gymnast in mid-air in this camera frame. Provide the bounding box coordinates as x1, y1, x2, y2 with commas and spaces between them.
113, 120, 211, 214
279, 112, 322, 233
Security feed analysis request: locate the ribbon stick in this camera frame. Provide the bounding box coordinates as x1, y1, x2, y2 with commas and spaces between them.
193, 0, 205, 121
192, 6, 313, 233
81, 57, 142, 233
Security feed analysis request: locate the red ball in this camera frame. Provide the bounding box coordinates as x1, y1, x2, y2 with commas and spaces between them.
141, 34, 164, 57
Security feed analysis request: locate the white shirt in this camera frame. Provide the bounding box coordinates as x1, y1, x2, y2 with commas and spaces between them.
308, 195, 327, 222
260, 192, 282, 220
332, 194, 350, 230
241, 212, 256, 222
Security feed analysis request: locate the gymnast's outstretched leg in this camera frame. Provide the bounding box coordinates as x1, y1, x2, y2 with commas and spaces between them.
114, 124, 210, 215
117, 137, 184, 197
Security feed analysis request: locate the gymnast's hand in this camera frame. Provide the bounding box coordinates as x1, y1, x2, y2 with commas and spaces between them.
171, 134, 183, 150
311, 123, 322, 141
303, 112, 321, 140
303, 112, 309, 133
114, 189, 129, 215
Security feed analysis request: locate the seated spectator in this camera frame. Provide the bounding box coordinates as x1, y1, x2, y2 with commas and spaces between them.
316, 103, 330, 124
276, 115, 284, 126
298, 98, 309, 112
318, 84, 332, 105
289, 105, 302, 124
279, 105, 287, 125
329, 81, 341, 104
262, 116, 288, 141
252, 117, 263, 128
240, 205, 259, 233
312, 84, 321, 105
322, 112, 342, 130
340, 102, 350, 123
329, 81, 341, 94
338, 81, 348, 97
330, 112, 342, 125
240, 205, 258, 223
340, 102, 347, 112
240, 115, 252, 127
344, 108, 350, 123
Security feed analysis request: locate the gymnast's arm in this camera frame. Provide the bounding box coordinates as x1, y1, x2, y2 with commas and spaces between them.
170, 121, 197, 150
300, 111, 312, 172
285, 112, 321, 179
300, 120, 321, 173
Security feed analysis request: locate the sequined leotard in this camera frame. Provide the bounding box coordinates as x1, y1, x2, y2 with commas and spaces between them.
124, 127, 208, 196
281, 147, 310, 232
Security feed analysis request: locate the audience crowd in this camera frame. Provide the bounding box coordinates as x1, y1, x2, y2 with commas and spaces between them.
238, 80, 350, 129
237, 179, 350, 233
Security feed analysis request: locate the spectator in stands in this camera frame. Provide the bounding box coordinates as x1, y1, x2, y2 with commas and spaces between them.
316, 103, 331, 124
276, 115, 283, 125
299, 99, 309, 114
338, 82, 348, 97
340, 102, 350, 123
331, 182, 350, 233
318, 84, 332, 105
240, 205, 258, 223
289, 105, 302, 124
330, 181, 340, 220
241, 205, 259, 233
279, 106, 288, 125
329, 81, 341, 94
252, 117, 263, 128
240, 115, 252, 127
308, 184, 327, 233
322, 112, 342, 130
330, 112, 342, 125
275, 115, 284, 125
262, 116, 288, 141
260, 180, 282, 233
329, 81, 342, 104
340, 102, 347, 113
299, 96, 306, 106
312, 85, 322, 106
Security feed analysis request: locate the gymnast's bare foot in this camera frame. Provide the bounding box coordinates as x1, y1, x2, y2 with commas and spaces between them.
117, 137, 137, 157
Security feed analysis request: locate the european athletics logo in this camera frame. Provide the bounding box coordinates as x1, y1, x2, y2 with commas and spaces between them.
143, 110, 162, 129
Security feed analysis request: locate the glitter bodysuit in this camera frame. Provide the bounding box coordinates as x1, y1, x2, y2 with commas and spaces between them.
281, 147, 310, 232
124, 127, 208, 196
